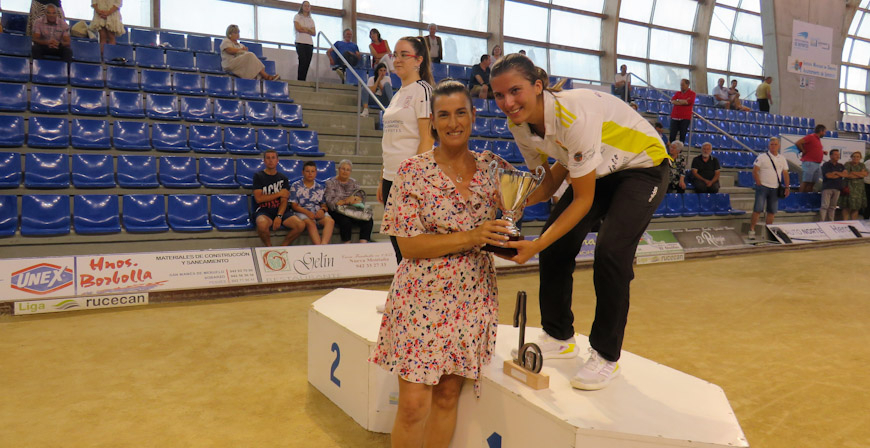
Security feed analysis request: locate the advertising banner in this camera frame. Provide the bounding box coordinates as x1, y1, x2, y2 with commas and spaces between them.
817, 221, 864, 240
13, 293, 149, 315
256, 243, 398, 283
0, 256, 77, 302
635, 230, 685, 264
791, 20, 833, 64
766, 223, 828, 244
786, 56, 837, 80
671, 227, 747, 252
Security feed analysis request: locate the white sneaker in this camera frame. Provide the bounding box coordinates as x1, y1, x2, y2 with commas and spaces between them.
360, 108, 369, 117
747, 228, 757, 238
510, 333, 579, 360
375, 303, 385, 313
570, 348, 620, 391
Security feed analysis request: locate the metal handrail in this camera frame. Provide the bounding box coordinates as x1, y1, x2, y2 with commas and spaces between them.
839, 101, 870, 118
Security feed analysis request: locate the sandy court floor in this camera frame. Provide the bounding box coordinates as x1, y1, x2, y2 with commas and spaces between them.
1, 244, 869, 448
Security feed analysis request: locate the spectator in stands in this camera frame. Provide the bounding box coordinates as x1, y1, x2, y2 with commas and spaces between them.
289, 161, 335, 245
519, 49, 526, 56
220, 25, 279, 80
371, 79, 513, 448
424, 23, 443, 64
360, 62, 392, 118
667, 140, 687, 193
368, 28, 394, 72
470, 54, 493, 99
864, 154, 870, 220
328, 28, 360, 83
491, 44, 503, 63
756, 77, 773, 113
839, 151, 868, 220
89, 0, 124, 54
294, 1, 316, 81
727, 80, 751, 111
325, 160, 373, 244
253, 150, 305, 247
654, 122, 668, 146
31, 4, 72, 62
796, 124, 827, 192
691, 142, 721, 193
378, 36, 435, 264
613, 64, 630, 102
820, 149, 846, 221
26, 0, 65, 37
669, 78, 695, 143
712, 78, 730, 108
749, 137, 789, 237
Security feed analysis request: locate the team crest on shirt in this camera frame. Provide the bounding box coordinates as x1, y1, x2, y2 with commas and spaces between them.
574, 153, 583, 162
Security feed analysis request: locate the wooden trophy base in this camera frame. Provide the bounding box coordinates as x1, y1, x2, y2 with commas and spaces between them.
503, 360, 549, 390
482, 234, 521, 257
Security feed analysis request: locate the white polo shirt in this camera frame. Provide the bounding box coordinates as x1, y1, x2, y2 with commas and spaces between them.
754, 151, 788, 188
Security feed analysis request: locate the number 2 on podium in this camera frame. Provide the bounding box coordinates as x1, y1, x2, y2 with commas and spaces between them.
330, 342, 341, 387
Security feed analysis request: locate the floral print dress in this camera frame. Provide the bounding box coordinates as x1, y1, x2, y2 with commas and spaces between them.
370, 150, 512, 395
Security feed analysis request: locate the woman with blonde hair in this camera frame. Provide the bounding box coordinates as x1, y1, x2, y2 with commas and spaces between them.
220, 25, 279, 80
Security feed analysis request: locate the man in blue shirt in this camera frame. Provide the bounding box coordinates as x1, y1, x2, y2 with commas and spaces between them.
328, 28, 361, 83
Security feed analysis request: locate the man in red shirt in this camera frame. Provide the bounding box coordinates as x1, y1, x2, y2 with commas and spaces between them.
795, 124, 827, 192
669, 79, 695, 144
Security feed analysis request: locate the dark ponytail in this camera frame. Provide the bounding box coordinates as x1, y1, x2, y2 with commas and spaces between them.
399, 35, 434, 86
428, 79, 473, 141
490, 53, 562, 93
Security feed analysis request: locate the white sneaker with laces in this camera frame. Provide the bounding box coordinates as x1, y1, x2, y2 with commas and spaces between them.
360, 108, 369, 117
570, 348, 620, 390
510, 333, 579, 360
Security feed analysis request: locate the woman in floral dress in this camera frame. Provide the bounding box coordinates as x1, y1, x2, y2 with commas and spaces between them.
370, 79, 513, 448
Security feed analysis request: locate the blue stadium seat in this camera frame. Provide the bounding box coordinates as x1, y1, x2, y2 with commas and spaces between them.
195, 52, 224, 74
180, 96, 214, 122
135, 47, 166, 68
739, 123, 750, 136
187, 35, 213, 53
146, 93, 180, 120
130, 28, 158, 47
0, 152, 21, 187
0, 117, 25, 148
28, 116, 70, 148
692, 118, 706, 132
215, 98, 246, 123
488, 99, 506, 118
432, 63, 448, 81
25, 153, 69, 188
211, 194, 252, 230
236, 158, 264, 188
112, 120, 150, 150
30, 85, 69, 114
1, 12, 28, 34
759, 124, 770, 137
682, 193, 699, 217
0, 34, 31, 57
736, 111, 746, 122
714, 193, 744, 215
314, 160, 336, 181
522, 202, 550, 222
490, 140, 514, 161
104, 44, 135, 65
72, 154, 114, 188
697, 193, 715, 216
0, 82, 27, 111
263, 60, 277, 77
21, 195, 70, 235
166, 49, 196, 72
736, 171, 753, 188
276, 103, 307, 128
71, 118, 111, 149
225, 127, 258, 154
199, 157, 238, 188
246, 101, 276, 125
205, 75, 234, 98
794, 192, 811, 212
174, 72, 204, 95
491, 119, 511, 138
263, 80, 292, 102
71, 40, 101, 63
236, 78, 262, 100
472, 118, 490, 137
257, 128, 290, 154
276, 159, 301, 182
152, 123, 189, 152
73, 194, 121, 234
31, 59, 68, 85
0, 56, 30, 82
240, 41, 264, 59
789, 172, 799, 189
110, 91, 145, 117
141, 69, 173, 93
70, 88, 107, 116
652, 197, 666, 218
663, 193, 683, 218
69, 62, 103, 88
469, 139, 491, 153
290, 130, 323, 157
159, 156, 199, 187
0, 195, 16, 236
122, 194, 168, 232
168, 194, 211, 231
160, 32, 186, 50
105, 66, 139, 90
448, 65, 468, 81
117, 155, 158, 187
189, 125, 225, 153
472, 98, 488, 116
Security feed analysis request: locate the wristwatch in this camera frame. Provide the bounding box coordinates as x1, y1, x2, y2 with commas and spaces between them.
276, 214, 283, 218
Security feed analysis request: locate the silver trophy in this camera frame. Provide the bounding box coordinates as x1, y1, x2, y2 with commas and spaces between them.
482, 161, 545, 257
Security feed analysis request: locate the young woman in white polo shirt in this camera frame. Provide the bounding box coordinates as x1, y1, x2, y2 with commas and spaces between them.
490, 54, 670, 390
377, 36, 435, 262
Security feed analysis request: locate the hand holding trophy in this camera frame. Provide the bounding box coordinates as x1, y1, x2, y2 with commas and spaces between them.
482, 161, 545, 257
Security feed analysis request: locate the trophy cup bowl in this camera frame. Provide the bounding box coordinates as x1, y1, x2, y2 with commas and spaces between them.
482, 161, 545, 257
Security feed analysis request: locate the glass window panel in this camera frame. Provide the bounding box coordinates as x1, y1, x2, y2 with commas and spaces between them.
272, 0, 343, 8
553, 0, 605, 13
707, 40, 730, 71
851, 39, 870, 66
616, 23, 649, 59
844, 93, 866, 114
857, 14, 870, 40
709, 6, 736, 39
732, 12, 763, 45
504, 1, 548, 42
357, 0, 419, 22
311, 14, 343, 50
1, 0, 30, 12
357, 21, 420, 57
649, 29, 691, 65
839, 92, 847, 112
840, 65, 849, 90
707, 72, 728, 95
504, 42, 547, 68
717, 0, 740, 7
849, 12, 863, 36
258, 7, 293, 45
846, 67, 868, 91
439, 32, 488, 66
726, 75, 760, 99
549, 49, 600, 81
862, 0, 870, 8
729, 44, 763, 75
616, 58, 648, 86
162, 0, 254, 37
842, 37, 854, 62
649, 64, 688, 90
739, 0, 761, 13
550, 10, 601, 50
652, 0, 697, 32
422, 0, 488, 32
619, 0, 654, 22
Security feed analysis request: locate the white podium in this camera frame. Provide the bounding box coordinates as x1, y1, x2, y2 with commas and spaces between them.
308, 289, 748, 447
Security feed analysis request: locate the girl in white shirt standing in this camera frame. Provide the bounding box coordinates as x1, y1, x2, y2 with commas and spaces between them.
293, 1, 315, 81
378, 36, 435, 263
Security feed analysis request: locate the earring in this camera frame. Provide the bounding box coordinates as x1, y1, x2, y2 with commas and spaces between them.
415, 65, 420, 72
